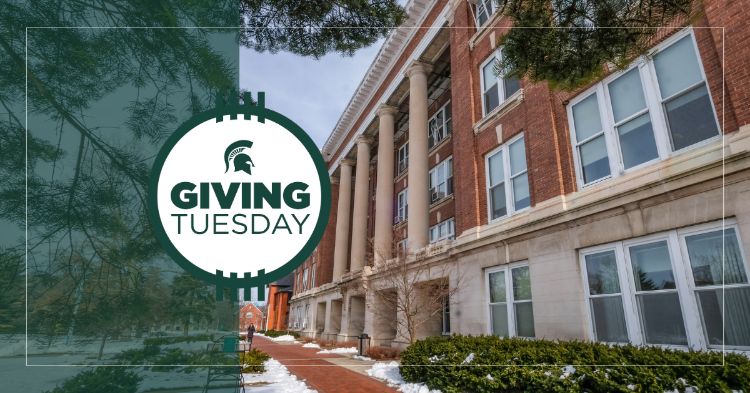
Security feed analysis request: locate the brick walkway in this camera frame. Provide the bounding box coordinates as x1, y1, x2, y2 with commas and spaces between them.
252, 336, 397, 393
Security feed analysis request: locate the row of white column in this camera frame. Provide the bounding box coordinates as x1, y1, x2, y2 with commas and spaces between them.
332, 61, 433, 280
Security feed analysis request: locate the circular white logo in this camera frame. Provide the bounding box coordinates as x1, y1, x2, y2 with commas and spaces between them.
149, 97, 330, 288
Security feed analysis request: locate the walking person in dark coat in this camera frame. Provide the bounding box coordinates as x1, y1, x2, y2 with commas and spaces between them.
247, 324, 256, 348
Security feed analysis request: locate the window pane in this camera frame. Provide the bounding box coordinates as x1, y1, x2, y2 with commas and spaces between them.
512, 266, 532, 300
512, 174, 530, 210
484, 85, 499, 113
585, 251, 620, 295
590, 296, 629, 342
489, 271, 506, 303
609, 68, 647, 122
482, 61, 496, 91
490, 184, 507, 219
617, 113, 658, 169
637, 292, 688, 345
686, 228, 748, 286
629, 241, 676, 291
509, 137, 526, 175
696, 286, 750, 347
488, 151, 504, 186
654, 35, 703, 99
490, 304, 509, 337
515, 302, 535, 337
665, 84, 719, 150
504, 76, 521, 99
579, 135, 610, 183
572, 93, 603, 141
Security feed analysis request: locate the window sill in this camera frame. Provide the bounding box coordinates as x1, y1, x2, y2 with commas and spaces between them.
429, 134, 452, 155
393, 219, 407, 230
469, 11, 505, 51
430, 194, 454, 212
473, 89, 524, 135
395, 169, 408, 183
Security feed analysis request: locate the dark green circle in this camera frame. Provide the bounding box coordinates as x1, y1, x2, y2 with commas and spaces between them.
148, 105, 331, 289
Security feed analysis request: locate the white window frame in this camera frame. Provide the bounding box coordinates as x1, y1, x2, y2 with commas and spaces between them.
567, 28, 721, 188
397, 238, 408, 257
580, 220, 750, 351
480, 48, 521, 117
310, 262, 316, 289
429, 218, 455, 244
474, 0, 501, 27
429, 156, 453, 204
484, 133, 529, 223
428, 101, 452, 149
395, 188, 408, 224
397, 142, 408, 175
302, 267, 309, 291
485, 262, 535, 338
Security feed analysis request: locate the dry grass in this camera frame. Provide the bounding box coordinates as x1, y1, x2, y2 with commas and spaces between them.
367, 345, 401, 360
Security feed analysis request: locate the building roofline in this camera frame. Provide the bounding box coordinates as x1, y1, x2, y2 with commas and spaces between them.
321, 0, 433, 162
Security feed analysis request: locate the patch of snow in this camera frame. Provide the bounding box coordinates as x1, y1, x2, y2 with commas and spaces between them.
544, 371, 552, 377
367, 361, 441, 393
243, 359, 317, 393
428, 355, 442, 363
302, 343, 321, 349
486, 374, 494, 381
560, 365, 576, 380
353, 355, 373, 361
627, 384, 636, 391
462, 353, 475, 364
270, 335, 297, 342
317, 347, 358, 354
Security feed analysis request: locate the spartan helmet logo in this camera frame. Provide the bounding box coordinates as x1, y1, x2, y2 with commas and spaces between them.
224, 140, 255, 176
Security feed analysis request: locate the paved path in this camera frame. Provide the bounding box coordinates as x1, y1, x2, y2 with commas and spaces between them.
252, 336, 397, 393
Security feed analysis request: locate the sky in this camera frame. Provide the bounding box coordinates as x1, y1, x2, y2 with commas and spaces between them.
239, 40, 384, 148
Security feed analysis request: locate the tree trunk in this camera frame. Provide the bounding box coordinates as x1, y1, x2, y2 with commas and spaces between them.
97, 333, 108, 360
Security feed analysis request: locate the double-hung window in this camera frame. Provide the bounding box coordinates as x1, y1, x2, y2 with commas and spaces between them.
486, 264, 535, 338
475, 0, 502, 27
397, 142, 408, 175
486, 135, 530, 221
429, 157, 453, 203
395, 188, 408, 224
481, 49, 521, 116
302, 268, 309, 291
568, 30, 719, 186
429, 218, 455, 244
581, 221, 750, 350
428, 102, 452, 149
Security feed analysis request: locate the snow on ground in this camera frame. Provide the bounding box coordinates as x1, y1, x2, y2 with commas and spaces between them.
353, 355, 373, 361
317, 347, 358, 354
270, 335, 297, 342
367, 361, 441, 393
301, 343, 321, 349
244, 359, 317, 393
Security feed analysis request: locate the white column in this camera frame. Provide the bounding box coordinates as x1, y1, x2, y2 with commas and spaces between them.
350, 136, 372, 272
333, 160, 354, 280
373, 105, 399, 264
405, 61, 432, 251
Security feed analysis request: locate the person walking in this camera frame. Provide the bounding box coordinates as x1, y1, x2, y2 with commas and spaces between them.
247, 324, 256, 348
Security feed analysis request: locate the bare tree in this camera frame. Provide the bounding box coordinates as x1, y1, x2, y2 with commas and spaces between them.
367, 241, 464, 345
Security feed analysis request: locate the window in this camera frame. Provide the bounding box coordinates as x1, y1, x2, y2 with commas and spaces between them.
442, 295, 451, 335
481, 49, 521, 116
428, 102, 452, 149
485, 135, 530, 221
310, 262, 316, 289
303, 304, 310, 329
581, 222, 750, 349
397, 238, 408, 256
429, 218, 455, 244
429, 157, 453, 203
395, 189, 408, 224
568, 30, 719, 186
486, 264, 535, 338
397, 142, 408, 175
302, 268, 309, 291
475, 0, 502, 27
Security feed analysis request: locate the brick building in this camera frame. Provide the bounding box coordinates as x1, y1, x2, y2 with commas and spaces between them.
265, 274, 293, 331
289, 0, 750, 351
239, 302, 264, 332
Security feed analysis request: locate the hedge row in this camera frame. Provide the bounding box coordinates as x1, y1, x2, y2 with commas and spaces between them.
143, 334, 213, 346
261, 329, 300, 338
399, 335, 750, 393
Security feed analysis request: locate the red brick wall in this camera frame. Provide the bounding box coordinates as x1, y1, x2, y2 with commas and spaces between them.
239, 303, 264, 330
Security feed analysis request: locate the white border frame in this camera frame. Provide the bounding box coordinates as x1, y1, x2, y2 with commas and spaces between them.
484, 261, 535, 338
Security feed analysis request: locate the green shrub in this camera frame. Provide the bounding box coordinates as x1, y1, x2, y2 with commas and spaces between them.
241, 349, 270, 373
44, 367, 141, 393
399, 335, 750, 393
262, 329, 300, 339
